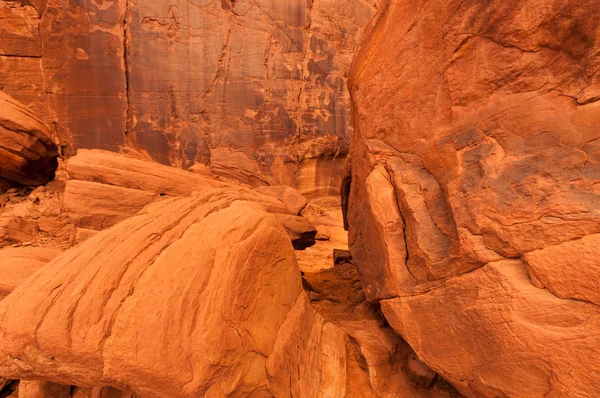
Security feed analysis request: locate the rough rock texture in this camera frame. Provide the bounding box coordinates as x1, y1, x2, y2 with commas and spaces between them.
0, 0, 377, 189
347, 0, 600, 396
0, 183, 70, 249
17, 381, 70, 398
0, 187, 427, 398
0, 92, 58, 186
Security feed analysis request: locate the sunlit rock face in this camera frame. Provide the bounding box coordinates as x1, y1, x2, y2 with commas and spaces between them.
346, 0, 600, 396
0, 0, 377, 192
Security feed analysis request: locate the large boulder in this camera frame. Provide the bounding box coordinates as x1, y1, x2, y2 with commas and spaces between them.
0, 92, 58, 186
347, 0, 600, 396
0, 188, 378, 397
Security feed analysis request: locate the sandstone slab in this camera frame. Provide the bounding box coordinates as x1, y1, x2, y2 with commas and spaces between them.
257, 185, 308, 215
63, 150, 293, 231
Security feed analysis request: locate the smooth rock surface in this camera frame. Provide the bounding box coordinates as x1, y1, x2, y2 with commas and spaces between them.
0, 187, 394, 397
257, 185, 308, 215
0, 247, 62, 300
347, 0, 600, 396
0, 190, 303, 396
63, 149, 293, 230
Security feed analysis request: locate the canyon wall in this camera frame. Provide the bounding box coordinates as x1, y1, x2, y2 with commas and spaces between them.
347, 0, 600, 396
0, 0, 377, 194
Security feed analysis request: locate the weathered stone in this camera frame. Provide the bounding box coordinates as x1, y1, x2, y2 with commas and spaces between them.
0, 92, 58, 186
405, 353, 437, 389
0, 216, 39, 245
274, 214, 317, 250
62, 149, 294, 230
257, 185, 308, 215
0, 187, 399, 398
0, 0, 377, 193
332, 249, 352, 264
347, 1, 600, 395
17, 381, 70, 398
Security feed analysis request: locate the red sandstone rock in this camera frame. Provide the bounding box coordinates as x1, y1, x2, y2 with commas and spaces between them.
0, 0, 376, 190
0, 247, 62, 300
0, 217, 39, 245
0, 187, 404, 398
273, 214, 317, 250
257, 185, 308, 215
62, 149, 293, 230
17, 381, 70, 398
347, 0, 600, 396
0, 92, 58, 186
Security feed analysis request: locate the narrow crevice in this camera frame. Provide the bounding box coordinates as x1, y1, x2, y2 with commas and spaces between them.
0, 54, 41, 59
122, 0, 131, 146
383, 163, 418, 283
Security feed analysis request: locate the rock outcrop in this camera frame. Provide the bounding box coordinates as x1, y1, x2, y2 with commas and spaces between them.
61, 150, 319, 245
0, 186, 434, 397
0, 92, 58, 187
0, 0, 377, 192
346, 0, 600, 396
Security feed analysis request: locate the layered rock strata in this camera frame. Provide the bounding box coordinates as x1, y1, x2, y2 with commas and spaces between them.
0, 92, 58, 186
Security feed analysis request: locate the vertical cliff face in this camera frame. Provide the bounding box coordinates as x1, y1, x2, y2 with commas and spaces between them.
0, 0, 377, 192
347, 0, 600, 396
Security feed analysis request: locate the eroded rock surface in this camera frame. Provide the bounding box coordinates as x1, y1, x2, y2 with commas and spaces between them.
0, 0, 377, 192
347, 0, 600, 396
0, 92, 58, 186
0, 186, 437, 398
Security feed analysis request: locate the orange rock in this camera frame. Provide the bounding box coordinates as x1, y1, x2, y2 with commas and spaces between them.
17, 381, 70, 398
0, 190, 303, 395
347, 0, 600, 396
62, 149, 293, 230
273, 214, 317, 250
0, 0, 377, 187
0, 247, 62, 300
0, 92, 58, 186
257, 185, 308, 215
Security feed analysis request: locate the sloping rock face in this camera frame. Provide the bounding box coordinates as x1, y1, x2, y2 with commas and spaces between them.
0, 187, 405, 397
0, 92, 59, 186
0, 246, 62, 300
0, 0, 377, 189
347, 0, 600, 396
0, 190, 303, 395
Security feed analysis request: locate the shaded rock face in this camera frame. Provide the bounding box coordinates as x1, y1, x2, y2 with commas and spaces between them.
347, 0, 600, 396
0, 0, 377, 188
0, 92, 59, 186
